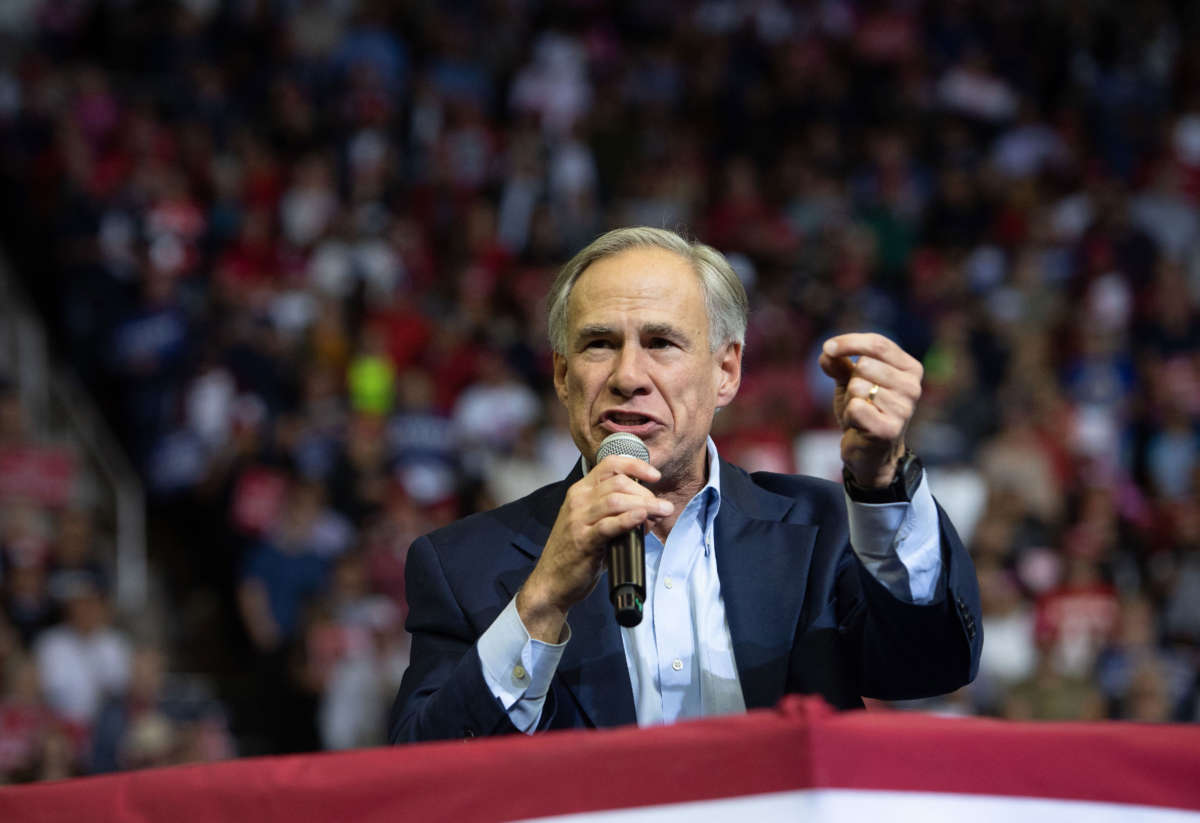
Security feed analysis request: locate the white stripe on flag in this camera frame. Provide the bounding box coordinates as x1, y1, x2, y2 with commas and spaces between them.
515, 789, 1200, 823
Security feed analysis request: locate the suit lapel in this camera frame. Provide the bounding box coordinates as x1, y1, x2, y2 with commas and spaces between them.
715, 461, 819, 710
500, 469, 636, 729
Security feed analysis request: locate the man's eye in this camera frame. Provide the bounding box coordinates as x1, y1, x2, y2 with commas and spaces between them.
649, 337, 673, 348
585, 340, 613, 349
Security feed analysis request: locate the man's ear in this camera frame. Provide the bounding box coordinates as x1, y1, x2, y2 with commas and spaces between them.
714, 341, 742, 409
552, 352, 569, 404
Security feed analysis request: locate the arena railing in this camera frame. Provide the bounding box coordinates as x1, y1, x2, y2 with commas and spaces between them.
0, 254, 147, 614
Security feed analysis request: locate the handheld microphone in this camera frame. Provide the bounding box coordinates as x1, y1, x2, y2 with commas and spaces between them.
595, 432, 649, 628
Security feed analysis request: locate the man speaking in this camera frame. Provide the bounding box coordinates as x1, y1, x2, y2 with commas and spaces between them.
389, 227, 981, 741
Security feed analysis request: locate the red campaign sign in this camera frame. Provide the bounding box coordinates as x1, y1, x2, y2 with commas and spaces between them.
0, 447, 77, 506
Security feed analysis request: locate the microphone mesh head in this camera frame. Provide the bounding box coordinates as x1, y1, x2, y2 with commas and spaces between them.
595, 432, 650, 464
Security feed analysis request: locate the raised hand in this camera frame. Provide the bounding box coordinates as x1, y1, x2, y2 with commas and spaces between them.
818, 333, 924, 489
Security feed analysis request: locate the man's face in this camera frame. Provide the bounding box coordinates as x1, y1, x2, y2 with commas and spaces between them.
553, 246, 742, 491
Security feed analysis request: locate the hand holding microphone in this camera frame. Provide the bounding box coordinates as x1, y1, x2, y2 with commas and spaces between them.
516, 432, 670, 641
594, 433, 650, 627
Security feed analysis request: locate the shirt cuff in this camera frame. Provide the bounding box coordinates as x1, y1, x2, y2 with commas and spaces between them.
845, 470, 942, 604
477, 595, 570, 733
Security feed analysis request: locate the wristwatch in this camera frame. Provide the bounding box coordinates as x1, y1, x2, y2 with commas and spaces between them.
843, 450, 924, 503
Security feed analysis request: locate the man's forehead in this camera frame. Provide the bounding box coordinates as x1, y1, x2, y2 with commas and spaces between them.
567, 282, 707, 348
568, 246, 703, 312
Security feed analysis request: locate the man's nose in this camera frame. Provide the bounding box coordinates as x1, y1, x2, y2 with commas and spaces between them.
608, 343, 651, 397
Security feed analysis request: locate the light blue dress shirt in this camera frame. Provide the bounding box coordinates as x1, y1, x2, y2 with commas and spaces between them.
476, 438, 943, 732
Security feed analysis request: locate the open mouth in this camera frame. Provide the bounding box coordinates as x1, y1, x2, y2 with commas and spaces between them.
599, 410, 659, 433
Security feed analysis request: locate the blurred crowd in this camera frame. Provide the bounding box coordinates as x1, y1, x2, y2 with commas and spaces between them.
0, 380, 234, 781
1, 0, 1199, 783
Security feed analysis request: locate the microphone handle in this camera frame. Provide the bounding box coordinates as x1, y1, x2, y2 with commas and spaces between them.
609, 528, 645, 627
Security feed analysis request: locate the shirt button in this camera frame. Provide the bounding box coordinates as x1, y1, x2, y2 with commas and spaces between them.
513, 664, 527, 680
663, 576, 673, 589
672, 658, 683, 671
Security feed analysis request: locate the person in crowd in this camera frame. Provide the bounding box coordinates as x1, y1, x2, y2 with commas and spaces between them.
32, 573, 131, 730
90, 645, 234, 773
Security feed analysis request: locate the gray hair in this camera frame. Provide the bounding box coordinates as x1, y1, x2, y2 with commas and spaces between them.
547, 227, 748, 355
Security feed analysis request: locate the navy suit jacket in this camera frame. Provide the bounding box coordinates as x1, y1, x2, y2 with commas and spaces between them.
389, 460, 982, 743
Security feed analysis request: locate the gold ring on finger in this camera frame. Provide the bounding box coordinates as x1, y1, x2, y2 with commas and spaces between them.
867, 383, 879, 404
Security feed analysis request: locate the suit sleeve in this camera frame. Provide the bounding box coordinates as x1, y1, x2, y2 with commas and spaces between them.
387, 535, 558, 742
835, 500, 982, 701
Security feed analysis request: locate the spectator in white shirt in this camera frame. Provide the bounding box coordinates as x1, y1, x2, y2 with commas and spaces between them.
34, 573, 131, 726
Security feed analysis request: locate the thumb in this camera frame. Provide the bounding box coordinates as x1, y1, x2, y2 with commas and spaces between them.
818, 351, 855, 385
